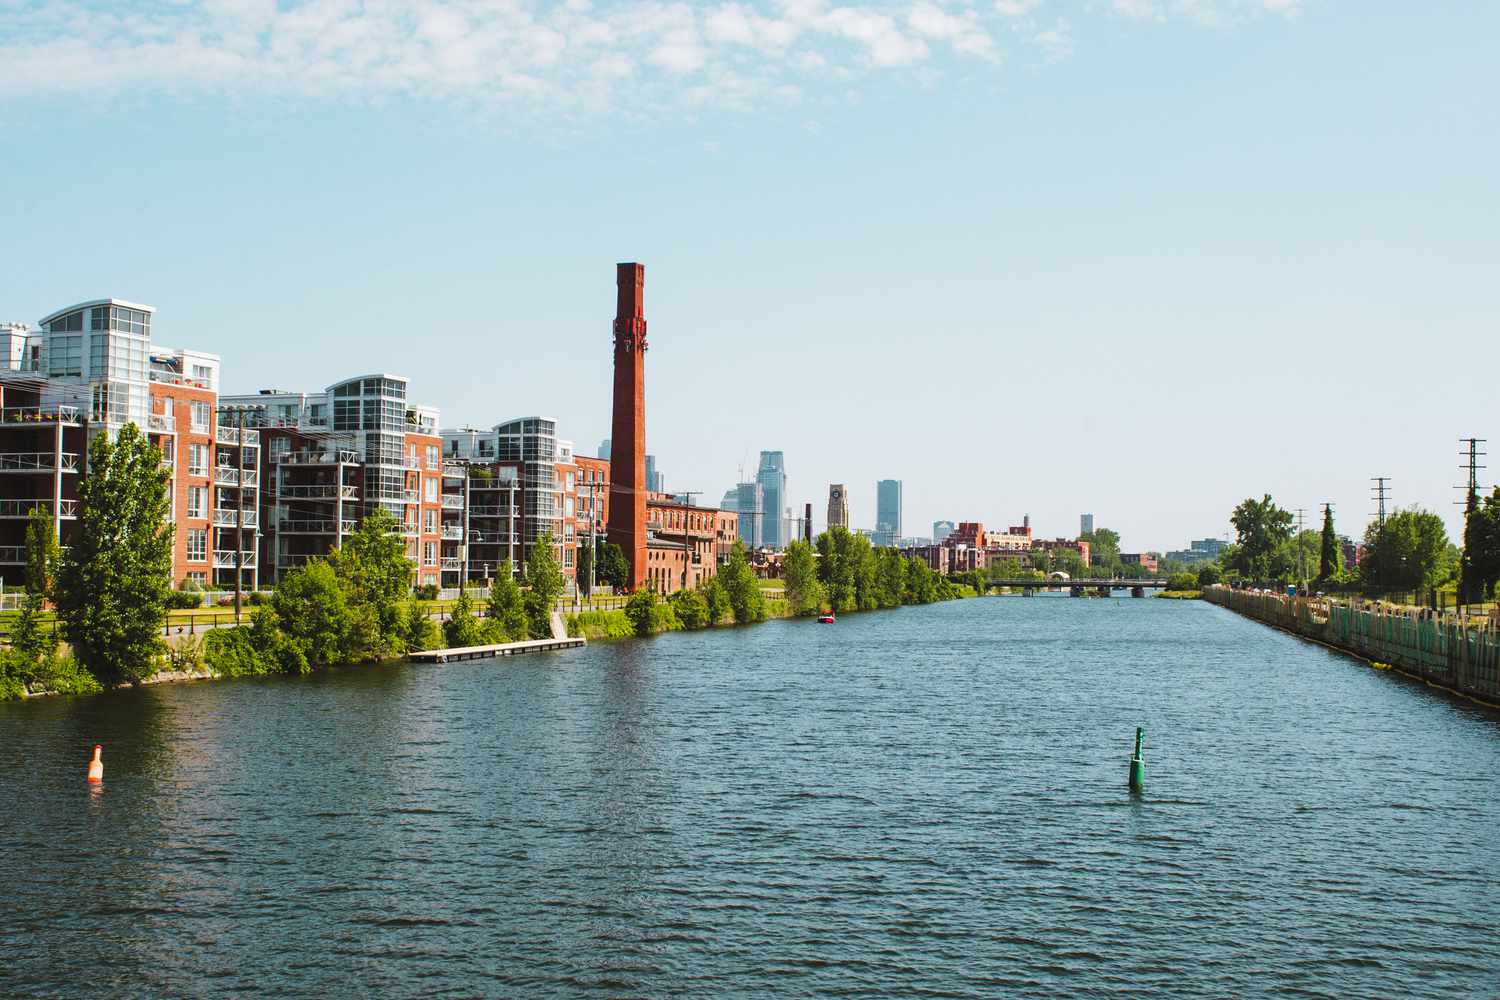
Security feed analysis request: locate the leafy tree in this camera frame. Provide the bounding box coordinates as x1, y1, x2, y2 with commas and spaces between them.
1318, 506, 1340, 584
669, 587, 709, 629
1080, 527, 1120, 567
1360, 507, 1451, 595
521, 532, 566, 639
56, 424, 174, 686
402, 601, 441, 652
24, 505, 59, 599
815, 526, 858, 612
1228, 495, 1294, 583
1166, 572, 1198, 592
444, 588, 485, 647
1460, 487, 1500, 604
1278, 529, 1321, 589
625, 584, 658, 636
487, 561, 527, 640
1196, 564, 1221, 587
720, 540, 766, 623
327, 508, 413, 659
272, 560, 353, 668
699, 576, 729, 625
905, 556, 939, 604
600, 542, 630, 590
576, 540, 594, 597
782, 539, 825, 616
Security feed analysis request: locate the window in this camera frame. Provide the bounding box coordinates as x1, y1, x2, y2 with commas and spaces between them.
565, 497, 574, 517
564, 548, 574, 568
187, 486, 206, 519
185, 571, 208, 586
191, 364, 214, 387
423, 542, 436, 567
160, 398, 173, 417
426, 445, 439, 469
190, 401, 211, 433
424, 478, 438, 502
566, 472, 575, 491
48, 335, 82, 376
186, 529, 207, 562
188, 444, 208, 476
424, 509, 437, 533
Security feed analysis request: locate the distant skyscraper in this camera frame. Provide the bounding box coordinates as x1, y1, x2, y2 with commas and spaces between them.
733, 481, 763, 547
756, 451, 786, 548
874, 479, 902, 547
599, 438, 611, 460
646, 454, 663, 493
933, 520, 956, 544
720, 488, 739, 511
827, 484, 849, 530
1080, 513, 1094, 537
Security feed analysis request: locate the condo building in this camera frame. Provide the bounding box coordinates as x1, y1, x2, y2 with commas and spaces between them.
0, 298, 247, 589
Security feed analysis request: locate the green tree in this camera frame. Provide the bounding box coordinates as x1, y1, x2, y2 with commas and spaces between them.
444, 588, 485, 647
600, 542, 629, 590
522, 532, 566, 639
700, 576, 729, 625
1360, 507, 1451, 596
402, 601, 441, 652
1228, 495, 1295, 583
327, 508, 413, 659
1459, 487, 1500, 605
487, 561, 528, 640
272, 560, 353, 668
56, 424, 174, 686
24, 505, 59, 599
720, 540, 766, 623
815, 526, 858, 612
1197, 563, 1222, 587
576, 539, 594, 597
782, 539, 825, 615
669, 587, 710, 629
1079, 527, 1120, 568
625, 584, 658, 636
1318, 505, 1339, 584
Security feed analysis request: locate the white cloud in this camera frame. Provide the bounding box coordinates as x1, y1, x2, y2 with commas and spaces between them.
0, 0, 1308, 114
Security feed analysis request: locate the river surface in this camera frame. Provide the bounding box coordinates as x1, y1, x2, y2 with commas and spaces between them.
2, 596, 1498, 998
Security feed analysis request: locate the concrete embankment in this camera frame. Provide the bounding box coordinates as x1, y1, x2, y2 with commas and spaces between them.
1204, 586, 1500, 706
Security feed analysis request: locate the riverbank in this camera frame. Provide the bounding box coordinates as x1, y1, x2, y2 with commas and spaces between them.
1204, 586, 1500, 707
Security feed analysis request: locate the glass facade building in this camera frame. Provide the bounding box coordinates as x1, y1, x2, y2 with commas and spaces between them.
875, 479, 902, 547
756, 450, 786, 549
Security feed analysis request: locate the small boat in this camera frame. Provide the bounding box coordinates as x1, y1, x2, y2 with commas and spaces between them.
818, 612, 836, 624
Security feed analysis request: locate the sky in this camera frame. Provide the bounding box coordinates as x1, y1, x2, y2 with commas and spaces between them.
2, 1, 1497, 552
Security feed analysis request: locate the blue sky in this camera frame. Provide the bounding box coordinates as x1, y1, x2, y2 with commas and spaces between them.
2, 1, 1496, 551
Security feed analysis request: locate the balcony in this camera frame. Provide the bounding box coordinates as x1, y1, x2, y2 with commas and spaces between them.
277, 449, 358, 466
214, 466, 259, 487
440, 557, 462, 571
0, 452, 81, 473
215, 425, 261, 447
147, 413, 173, 433
441, 495, 464, 510
468, 506, 519, 519
404, 490, 419, 504
212, 508, 259, 529
277, 484, 359, 500
0, 404, 81, 426
277, 518, 355, 535
213, 549, 258, 569
0, 498, 77, 518
441, 525, 464, 540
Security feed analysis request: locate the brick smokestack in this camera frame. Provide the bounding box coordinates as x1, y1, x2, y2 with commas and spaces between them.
608, 262, 649, 591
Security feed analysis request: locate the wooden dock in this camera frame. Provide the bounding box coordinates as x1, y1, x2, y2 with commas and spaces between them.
410, 636, 586, 663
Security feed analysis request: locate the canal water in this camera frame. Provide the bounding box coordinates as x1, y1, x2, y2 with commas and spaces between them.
2, 596, 1497, 998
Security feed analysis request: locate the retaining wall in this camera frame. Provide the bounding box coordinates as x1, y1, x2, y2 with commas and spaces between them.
1204, 587, 1500, 705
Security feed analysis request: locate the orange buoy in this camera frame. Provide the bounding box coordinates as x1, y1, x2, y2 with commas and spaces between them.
86, 744, 103, 784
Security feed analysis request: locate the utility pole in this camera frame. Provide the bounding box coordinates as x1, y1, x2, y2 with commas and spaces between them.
1456, 438, 1486, 506
1295, 506, 1307, 593
1371, 477, 1391, 528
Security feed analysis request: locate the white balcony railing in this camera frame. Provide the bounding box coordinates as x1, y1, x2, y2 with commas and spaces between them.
276, 484, 359, 500
0, 498, 77, 517
0, 404, 81, 425
0, 452, 81, 472
277, 449, 357, 466
277, 518, 355, 535
147, 413, 173, 433
213, 549, 258, 569
441, 525, 464, 540
212, 508, 259, 528
440, 557, 462, 571
213, 467, 259, 487
215, 425, 261, 447
441, 495, 463, 510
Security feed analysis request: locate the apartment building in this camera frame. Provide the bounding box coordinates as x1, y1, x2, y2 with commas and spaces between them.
0, 299, 245, 589
221, 375, 444, 589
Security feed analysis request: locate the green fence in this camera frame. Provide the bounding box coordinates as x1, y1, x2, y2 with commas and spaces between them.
1205, 587, 1500, 704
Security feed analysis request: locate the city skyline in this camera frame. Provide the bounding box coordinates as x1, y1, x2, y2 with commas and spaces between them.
4, 6, 1497, 551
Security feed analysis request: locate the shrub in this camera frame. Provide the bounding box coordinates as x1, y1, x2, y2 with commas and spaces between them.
625, 587, 658, 636
652, 600, 683, 633
1197, 565, 1222, 587
566, 610, 635, 640
248, 591, 267, 606
203, 627, 267, 677
413, 583, 440, 601
700, 577, 729, 625
444, 590, 485, 648
523, 590, 553, 640
1166, 572, 1199, 593
166, 590, 204, 610
166, 634, 203, 673
43, 656, 103, 696
669, 588, 709, 629
402, 601, 442, 652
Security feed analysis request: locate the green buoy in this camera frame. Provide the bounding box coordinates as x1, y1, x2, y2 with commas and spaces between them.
1128, 726, 1145, 793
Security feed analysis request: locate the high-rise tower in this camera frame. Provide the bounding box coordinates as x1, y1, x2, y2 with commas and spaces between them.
608, 262, 648, 590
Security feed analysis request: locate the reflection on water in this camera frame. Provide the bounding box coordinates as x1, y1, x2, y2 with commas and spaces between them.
2, 596, 1498, 998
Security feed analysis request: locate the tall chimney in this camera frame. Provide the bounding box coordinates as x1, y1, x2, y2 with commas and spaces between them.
805, 503, 812, 543
607, 263, 649, 591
